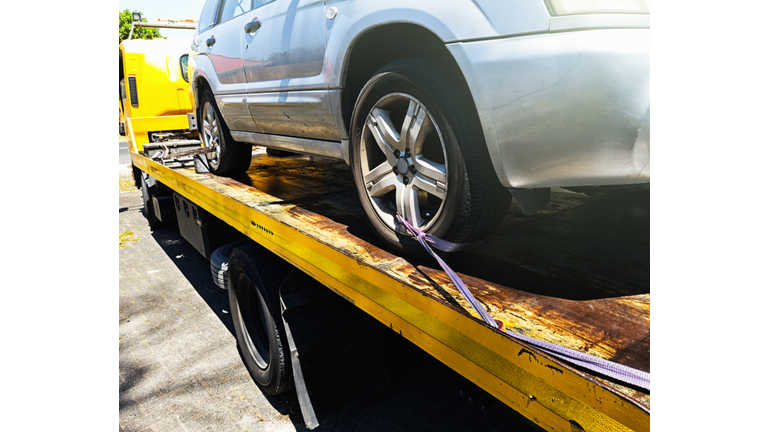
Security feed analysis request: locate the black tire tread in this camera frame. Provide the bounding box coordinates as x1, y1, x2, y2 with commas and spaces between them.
228, 244, 294, 395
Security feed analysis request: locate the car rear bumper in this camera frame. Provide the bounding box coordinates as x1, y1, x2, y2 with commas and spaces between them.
448, 28, 650, 189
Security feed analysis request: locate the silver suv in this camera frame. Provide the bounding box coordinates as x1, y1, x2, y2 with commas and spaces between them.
189, 0, 650, 253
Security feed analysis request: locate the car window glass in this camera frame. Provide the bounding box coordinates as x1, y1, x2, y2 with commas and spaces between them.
180, 55, 189, 82
198, 0, 220, 33
253, 0, 277, 9
219, 0, 255, 23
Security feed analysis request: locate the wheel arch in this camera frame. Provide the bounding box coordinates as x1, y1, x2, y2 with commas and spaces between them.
193, 75, 212, 116
338, 23, 476, 138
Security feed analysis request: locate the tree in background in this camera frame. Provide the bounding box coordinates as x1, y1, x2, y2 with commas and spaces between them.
119, 9, 163, 43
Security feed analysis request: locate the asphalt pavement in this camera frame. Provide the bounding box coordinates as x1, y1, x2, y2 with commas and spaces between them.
118, 145, 543, 432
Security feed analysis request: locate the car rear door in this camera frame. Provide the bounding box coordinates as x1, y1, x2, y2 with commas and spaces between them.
240, 0, 339, 141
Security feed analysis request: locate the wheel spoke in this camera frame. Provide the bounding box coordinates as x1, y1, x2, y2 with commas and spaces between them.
202, 127, 211, 143
206, 104, 215, 127
403, 101, 431, 153
413, 155, 446, 187
211, 121, 219, 140
400, 100, 418, 145
368, 108, 405, 156
396, 183, 423, 228
203, 104, 216, 146
364, 161, 394, 185
411, 172, 446, 200
202, 118, 212, 140
367, 171, 398, 198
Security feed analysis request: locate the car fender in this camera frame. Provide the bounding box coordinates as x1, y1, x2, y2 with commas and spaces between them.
324, 0, 551, 89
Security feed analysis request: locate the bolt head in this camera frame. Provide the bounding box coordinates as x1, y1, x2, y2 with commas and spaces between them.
394, 150, 401, 158
403, 177, 410, 185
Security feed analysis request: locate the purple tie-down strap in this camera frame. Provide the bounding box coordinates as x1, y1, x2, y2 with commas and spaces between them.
505, 330, 651, 391
397, 217, 485, 252
396, 215, 498, 328
395, 215, 651, 391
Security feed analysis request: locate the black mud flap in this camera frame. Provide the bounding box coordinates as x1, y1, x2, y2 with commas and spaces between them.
279, 270, 390, 429
508, 187, 551, 215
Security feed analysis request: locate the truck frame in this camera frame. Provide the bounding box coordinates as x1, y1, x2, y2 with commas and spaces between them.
127, 144, 650, 432
121, 18, 650, 432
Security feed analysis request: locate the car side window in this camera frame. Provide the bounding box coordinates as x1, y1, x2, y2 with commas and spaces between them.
198, 0, 220, 33
252, 0, 277, 9
219, 0, 255, 23
218, 0, 277, 24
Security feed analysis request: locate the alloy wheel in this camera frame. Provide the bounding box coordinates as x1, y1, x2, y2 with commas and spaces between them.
202, 101, 222, 168
359, 93, 448, 234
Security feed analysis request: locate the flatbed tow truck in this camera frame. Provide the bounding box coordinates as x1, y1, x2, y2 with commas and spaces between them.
121, 19, 650, 432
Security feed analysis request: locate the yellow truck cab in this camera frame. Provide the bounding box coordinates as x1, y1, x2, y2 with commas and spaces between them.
119, 37, 196, 153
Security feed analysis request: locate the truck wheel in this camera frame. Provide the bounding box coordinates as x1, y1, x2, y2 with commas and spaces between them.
199, 89, 253, 176
349, 59, 511, 254
227, 244, 293, 395
140, 172, 162, 229
210, 239, 250, 290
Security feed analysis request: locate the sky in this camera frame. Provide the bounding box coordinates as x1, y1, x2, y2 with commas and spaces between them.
119, 0, 208, 40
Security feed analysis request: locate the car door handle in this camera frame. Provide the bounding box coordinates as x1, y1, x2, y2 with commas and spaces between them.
244, 19, 261, 33
206, 36, 216, 47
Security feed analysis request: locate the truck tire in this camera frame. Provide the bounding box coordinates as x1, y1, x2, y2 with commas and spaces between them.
210, 239, 250, 290
140, 172, 162, 230
227, 244, 294, 395
349, 58, 511, 254
199, 89, 253, 176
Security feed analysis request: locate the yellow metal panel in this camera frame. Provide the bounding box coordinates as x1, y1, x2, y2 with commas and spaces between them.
120, 39, 193, 120
177, 89, 191, 114
130, 154, 650, 432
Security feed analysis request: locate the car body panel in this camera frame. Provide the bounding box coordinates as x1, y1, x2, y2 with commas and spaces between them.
194, 9, 255, 131
447, 28, 650, 188
189, 0, 650, 193
242, 0, 331, 139
322, 0, 551, 90
243, 90, 341, 141
241, 0, 326, 85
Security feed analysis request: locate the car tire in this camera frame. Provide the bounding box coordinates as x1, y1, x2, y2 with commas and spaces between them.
349, 58, 511, 254
227, 244, 294, 395
199, 89, 253, 176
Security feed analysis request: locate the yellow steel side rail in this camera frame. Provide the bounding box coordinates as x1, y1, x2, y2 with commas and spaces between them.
131, 153, 650, 432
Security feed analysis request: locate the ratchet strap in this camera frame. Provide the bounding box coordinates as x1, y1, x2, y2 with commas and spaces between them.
396, 215, 651, 391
